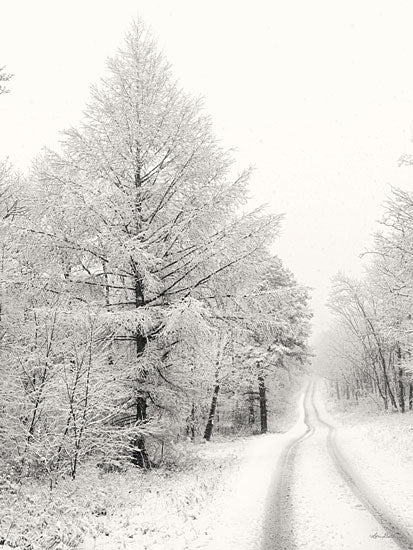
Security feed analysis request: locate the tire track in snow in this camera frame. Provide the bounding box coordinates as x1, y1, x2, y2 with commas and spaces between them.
262, 382, 314, 549
312, 382, 413, 550
263, 379, 413, 549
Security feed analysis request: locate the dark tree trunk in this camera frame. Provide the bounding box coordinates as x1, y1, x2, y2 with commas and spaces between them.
386, 375, 398, 410
399, 368, 405, 413
248, 390, 255, 425
383, 379, 389, 410
204, 383, 220, 441
187, 402, 196, 440
396, 345, 405, 413
381, 356, 397, 410
258, 374, 268, 434
204, 345, 224, 442
131, 393, 150, 468
409, 383, 413, 411
335, 380, 341, 401
131, 332, 150, 468
129, 159, 150, 468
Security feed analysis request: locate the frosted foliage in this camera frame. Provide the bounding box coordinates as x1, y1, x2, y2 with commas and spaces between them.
320, 186, 413, 410
0, 66, 12, 94
0, 18, 310, 486
162, 298, 211, 341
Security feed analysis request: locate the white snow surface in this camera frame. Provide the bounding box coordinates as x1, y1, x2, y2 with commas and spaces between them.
81, 386, 413, 550
320, 388, 413, 541
208, 382, 412, 550
80, 393, 307, 550
291, 388, 400, 550
204, 392, 307, 550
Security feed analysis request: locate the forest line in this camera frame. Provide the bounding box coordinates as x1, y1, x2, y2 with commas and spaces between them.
319, 183, 413, 413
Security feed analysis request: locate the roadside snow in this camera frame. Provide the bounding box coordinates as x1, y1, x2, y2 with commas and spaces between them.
80, 392, 308, 550
320, 384, 413, 541
79, 439, 247, 550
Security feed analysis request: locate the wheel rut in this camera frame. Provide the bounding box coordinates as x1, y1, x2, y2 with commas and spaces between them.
262, 379, 413, 549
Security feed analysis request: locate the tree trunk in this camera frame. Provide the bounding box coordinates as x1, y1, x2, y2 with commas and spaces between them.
204, 343, 224, 441
385, 375, 398, 410
187, 402, 196, 440
353, 387, 359, 405
131, 332, 150, 468
396, 345, 405, 413
345, 383, 350, 400
398, 368, 405, 413
357, 301, 396, 410
409, 383, 413, 411
129, 158, 150, 468
258, 374, 268, 434
204, 383, 220, 441
335, 380, 341, 401
248, 390, 255, 425
381, 355, 397, 410
131, 393, 150, 468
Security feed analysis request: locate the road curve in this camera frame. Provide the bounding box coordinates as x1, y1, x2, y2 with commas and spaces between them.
312, 384, 413, 550
262, 383, 313, 549
262, 379, 413, 550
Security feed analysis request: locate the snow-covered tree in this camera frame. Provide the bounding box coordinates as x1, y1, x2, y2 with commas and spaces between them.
237, 257, 311, 433
27, 20, 280, 465
0, 66, 12, 95
201, 255, 311, 437
0, 20, 311, 478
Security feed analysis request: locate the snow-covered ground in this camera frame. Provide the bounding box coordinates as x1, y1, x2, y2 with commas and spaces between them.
205, 392, 307, 550
290, 386, 401, 550
1, 438, 252, 550
82, 383, 413, 550
6, 383, 412, 550
203, 381, 413, 550
0, 390, 305, 550
321, 385, 413, 542
78, 439, 249, 550
81, 392, 308, 550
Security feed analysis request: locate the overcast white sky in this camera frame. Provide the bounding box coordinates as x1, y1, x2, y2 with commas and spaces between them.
2, 0, 413, 339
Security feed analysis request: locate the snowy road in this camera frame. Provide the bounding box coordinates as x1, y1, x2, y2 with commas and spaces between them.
81, 381, 413, 550
263, 381, 413, 550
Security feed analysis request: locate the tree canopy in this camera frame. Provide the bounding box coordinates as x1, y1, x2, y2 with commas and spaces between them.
0, 21, 311, 477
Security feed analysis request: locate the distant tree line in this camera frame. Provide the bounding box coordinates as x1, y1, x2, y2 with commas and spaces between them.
0, 22, 311, 481
319, 181, 413, 412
